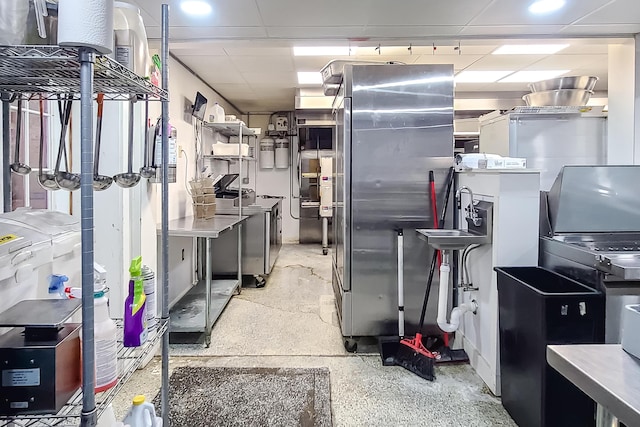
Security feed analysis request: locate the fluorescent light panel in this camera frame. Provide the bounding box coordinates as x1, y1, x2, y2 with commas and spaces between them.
499, 70, 569, 83
493, 44, 569, 55
297, 72, 323, 85
180, 0, 212, 15
293, 46, 355, 56
529, 0, 566, 14
455, 71, 514, 83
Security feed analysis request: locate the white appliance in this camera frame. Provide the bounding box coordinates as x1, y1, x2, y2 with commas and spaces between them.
454, 170, 540, 396
0, 209, 81, 328
319, 157, 333, 255
275, 116, 288, 132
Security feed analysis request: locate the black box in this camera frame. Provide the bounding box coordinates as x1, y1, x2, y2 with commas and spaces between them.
495, 267, 604, 427
0, 324, 81, 415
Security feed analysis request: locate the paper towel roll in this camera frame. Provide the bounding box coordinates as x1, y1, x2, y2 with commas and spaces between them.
58, 0, 114, 54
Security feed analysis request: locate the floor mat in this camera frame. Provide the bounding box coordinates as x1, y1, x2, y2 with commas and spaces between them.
155, 366, 333, 427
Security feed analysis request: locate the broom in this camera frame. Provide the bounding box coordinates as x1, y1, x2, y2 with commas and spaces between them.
394, 167, 455, 381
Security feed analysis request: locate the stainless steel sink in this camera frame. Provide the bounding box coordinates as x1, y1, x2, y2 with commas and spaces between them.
416, 229, 490, 250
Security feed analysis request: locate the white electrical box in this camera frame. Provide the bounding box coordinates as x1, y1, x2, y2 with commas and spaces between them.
319, 157, 333, 217
275, 116, 288, 132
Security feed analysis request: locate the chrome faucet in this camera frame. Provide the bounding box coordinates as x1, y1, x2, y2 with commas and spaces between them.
456, 186, 482, 227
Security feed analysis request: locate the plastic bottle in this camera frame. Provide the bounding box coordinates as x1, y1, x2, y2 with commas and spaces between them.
94, 290, 118, 392
123, 257, 148, 347
122, 395, 162, 427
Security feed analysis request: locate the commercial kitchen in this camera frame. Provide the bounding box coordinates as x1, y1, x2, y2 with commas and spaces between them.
0, 0, 639, 426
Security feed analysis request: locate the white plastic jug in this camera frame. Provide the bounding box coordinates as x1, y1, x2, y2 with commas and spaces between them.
122, 395, 162, 427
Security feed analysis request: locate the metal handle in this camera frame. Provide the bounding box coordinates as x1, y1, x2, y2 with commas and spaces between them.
13, 97, 22, 163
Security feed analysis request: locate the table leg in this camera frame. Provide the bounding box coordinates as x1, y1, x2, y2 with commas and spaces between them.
204, 237, 212, 348
237, 223, 242, 295
596, 404, 619, 427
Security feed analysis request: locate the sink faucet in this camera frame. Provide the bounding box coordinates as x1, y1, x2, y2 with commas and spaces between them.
456, 186, 482, 227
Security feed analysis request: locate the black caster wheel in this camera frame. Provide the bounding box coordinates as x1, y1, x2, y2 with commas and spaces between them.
344, 339, 358, 353
256, 277, 266, 288
323, 248, 328, 255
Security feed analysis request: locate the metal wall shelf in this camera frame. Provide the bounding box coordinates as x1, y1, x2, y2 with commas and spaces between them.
0, 320, 168, 427
203, 155, 256, 162
204, 122, 255, 137
0, 45, 168, 101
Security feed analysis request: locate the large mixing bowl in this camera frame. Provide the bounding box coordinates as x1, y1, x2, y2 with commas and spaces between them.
523, 89, 594, 107
528, 76, 598, 93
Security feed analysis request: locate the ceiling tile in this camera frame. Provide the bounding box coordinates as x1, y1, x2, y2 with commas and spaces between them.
169, 27, 268, 39
224, 47, 294, 56
468, 0, 610, 26
524, 54, 607, 70
131, 0, 263, 27
575, 0, 640, 24
362, 26, 464, 37
256, 0, 371, 26
460, 25, 566, 35
366, 0, 492, 25
561, 43, 610, 54
241, 71, 297, 85
231, 55, 295, 72
464, 54, 547, 70
293, 56, 344, 70
560, 24, 640, 34
265, 26, 367, 38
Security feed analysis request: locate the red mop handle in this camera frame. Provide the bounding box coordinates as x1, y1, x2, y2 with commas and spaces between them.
429, 171, 442, 267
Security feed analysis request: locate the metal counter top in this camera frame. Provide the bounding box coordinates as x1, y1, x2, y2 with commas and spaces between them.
547, 344, 640, 427
215, 198, 281, 216
159, 215, 248, 239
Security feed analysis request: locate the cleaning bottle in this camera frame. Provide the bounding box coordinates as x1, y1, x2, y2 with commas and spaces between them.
122, 395, 162, 427
74, 264, 119, 393
124, 256, 148, 347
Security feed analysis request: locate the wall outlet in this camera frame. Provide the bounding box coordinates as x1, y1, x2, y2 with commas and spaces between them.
178, 145, 183, 158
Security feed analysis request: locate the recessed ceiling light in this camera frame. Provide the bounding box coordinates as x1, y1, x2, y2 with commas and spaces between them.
493, 44, 569, 55
499, 70, 570, 83
297, 72, 323, 85
455, 71, 514, 83
180, 0, 212, 15
528, 0, 566, 14
293, 46, 355, 56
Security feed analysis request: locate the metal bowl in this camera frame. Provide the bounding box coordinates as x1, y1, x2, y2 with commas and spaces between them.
522, 89, 594, 107
528, 76, 598, 93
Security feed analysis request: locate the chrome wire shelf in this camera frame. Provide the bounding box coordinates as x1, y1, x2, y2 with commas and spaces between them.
0, 45, 168, 101
0, 320, 168, 427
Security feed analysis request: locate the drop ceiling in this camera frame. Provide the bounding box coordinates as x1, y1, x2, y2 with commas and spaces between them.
128, 0, 639, 112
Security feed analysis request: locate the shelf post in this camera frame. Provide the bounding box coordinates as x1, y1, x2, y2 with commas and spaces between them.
1, 95, 10, 212
160, 4, 171, 426
78, 47, 97, 427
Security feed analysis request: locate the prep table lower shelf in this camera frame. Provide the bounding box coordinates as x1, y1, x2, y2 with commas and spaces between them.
169, 279, 239, 334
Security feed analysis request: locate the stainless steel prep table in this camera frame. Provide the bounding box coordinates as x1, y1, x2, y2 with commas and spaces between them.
547, 345, 640, 427
159, 215, 247, 346
211, 198, 282, 283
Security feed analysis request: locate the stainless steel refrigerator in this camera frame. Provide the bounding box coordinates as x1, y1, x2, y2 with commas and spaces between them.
332, 64, 454, 346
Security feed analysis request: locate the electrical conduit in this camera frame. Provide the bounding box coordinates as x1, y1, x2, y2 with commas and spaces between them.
437, 253, 477, 333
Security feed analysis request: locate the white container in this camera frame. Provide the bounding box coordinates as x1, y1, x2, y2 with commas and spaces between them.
94, 292, 118, 392
622, 304, 640, 360
225, 114, 237, 122
212, 143, 249, 156
209, 103, 225, 123
275, 138, 289, 169
114, 2, 150, 77
123, 395, 162, 427
141, 265, 157, 331
259, 137, 275, 169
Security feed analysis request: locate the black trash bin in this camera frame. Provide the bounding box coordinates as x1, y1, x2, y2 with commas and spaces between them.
495, 266, 605, 427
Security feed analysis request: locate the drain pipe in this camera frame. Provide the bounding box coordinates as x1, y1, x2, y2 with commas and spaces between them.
437, 251, 477, 333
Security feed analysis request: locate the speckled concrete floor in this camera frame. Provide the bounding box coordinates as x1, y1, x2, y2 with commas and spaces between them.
112, 244, 516, 426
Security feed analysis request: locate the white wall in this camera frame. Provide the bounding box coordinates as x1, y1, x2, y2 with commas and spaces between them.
608, 41, 637, 164
246, 114, 300, 243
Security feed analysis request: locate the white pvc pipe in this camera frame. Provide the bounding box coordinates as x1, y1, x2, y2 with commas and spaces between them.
437, 254, 477, 333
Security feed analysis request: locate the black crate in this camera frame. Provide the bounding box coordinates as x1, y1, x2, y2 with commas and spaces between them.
495, 267, 605, 427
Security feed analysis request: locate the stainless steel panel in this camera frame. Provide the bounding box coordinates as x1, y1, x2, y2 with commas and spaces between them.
269, 201, 282, 271
332, 96, 349, 291
547, 345, 640, 427
210, 213, 264, 275
548, 166, 640, 234
337, 64, 454, 337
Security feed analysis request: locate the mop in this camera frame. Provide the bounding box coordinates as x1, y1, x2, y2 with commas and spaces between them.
394, 167, 455, 381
